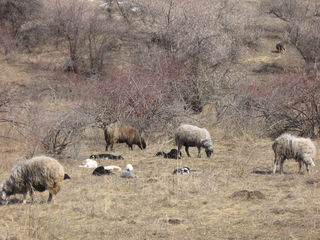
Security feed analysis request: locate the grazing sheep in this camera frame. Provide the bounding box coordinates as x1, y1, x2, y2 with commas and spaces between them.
175, 124, 214, 158
89, 153, 124, 160
272, 133, 316, 174
104, 123, 147, 151
155, 149, 182, 159
276, 42, 285, 53
79, 159, 98, 168
0, 156, 70, 204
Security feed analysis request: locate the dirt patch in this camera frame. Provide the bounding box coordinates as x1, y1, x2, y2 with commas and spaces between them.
230, 190, 265, 201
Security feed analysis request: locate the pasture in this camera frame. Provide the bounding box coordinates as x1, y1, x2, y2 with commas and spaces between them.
1, 134, 320, 240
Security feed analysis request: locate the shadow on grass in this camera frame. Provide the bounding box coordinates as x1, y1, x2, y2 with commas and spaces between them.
252, 167, 273, 175
1, 198, 49, 205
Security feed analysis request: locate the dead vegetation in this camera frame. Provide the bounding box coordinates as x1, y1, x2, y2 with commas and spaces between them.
1, 0, 320, 239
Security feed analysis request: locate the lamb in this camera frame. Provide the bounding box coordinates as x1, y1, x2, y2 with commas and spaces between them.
89, 153, 124, 160
92, 166, 114, 176
155, 149, 182, 159
0, 156, 70, 204
175, 124, 214, 158
79, 159, 98, 168
104, 123, 147, 151
272, 133, 316, 174
120, 164, 136, 178
92, 165, 122, 176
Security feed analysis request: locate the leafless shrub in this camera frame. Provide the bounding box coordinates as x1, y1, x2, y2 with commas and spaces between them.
261, 0, 320, 63
0, 0, 42, 34
43, 0, 125, 74
234, 67, 320, 137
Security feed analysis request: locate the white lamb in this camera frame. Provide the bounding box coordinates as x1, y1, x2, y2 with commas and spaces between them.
79, 159, 98, 168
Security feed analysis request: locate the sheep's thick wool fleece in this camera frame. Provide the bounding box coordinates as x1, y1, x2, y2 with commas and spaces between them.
7, 156, 65, 193
175, 124, 212, 146
274, 133, 316, 165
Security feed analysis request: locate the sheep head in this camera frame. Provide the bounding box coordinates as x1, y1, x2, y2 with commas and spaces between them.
0, 181, 9, 205
202, 140, 214, 158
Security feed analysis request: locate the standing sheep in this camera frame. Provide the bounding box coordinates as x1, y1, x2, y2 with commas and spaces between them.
175, 124, 214, 158
276, 42, 285, 53
104, 123, 147, 151
0, 156, 70, 204
272, 133, 316, 174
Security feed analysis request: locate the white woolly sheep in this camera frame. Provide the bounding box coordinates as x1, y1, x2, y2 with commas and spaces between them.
175, 124, 214, 158
0, 156, 70, 204
272, 133, 316, 174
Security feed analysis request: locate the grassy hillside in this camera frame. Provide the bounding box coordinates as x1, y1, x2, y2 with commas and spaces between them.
1, 0, 320, 239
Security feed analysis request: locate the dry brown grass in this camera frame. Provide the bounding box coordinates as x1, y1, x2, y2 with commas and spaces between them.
1, 133, 320, 240
0, 0, 319, 239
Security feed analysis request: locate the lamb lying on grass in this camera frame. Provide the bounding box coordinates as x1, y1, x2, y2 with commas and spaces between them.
121, 164, 136, 178
79, 159, 98, 168
89, 154, 124, 160
92, 165, 122, 176
155, 149, 182, 159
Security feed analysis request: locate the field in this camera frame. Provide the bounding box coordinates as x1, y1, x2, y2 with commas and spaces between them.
1, 0, 320, 239
1, 133, 320, 240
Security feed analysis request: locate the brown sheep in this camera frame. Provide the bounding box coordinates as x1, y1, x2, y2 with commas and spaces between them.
104, 123, 147, 151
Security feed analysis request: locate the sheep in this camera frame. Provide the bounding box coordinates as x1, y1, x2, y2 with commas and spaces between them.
92, 166, 114, 176
89, 153, 124, 160
0, 156, 70, 204
104, 123, 147, 151
120, 164, 136, 178
79, 159, 98, 168
276, 42, 285, 53
173, 167, 191, 175
175, 124, 214, 158
92, 165, 122, 176
104, 165, 122, 172
272, 133, 316, 174
155, 149, 182, 159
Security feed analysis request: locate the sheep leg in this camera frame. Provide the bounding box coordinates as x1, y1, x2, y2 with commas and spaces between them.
29, 188, 34, 203
185, 146, 191, 157
279, 158, 286, 174
306, 164, 310, 174
47, 192, 53, 203
197, 146, 201, 158
298, 161, 303, 174
23, 192, 27, 204
177, 145, 182, 158
4, 195, 10, 205
272, 157, 278, 174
